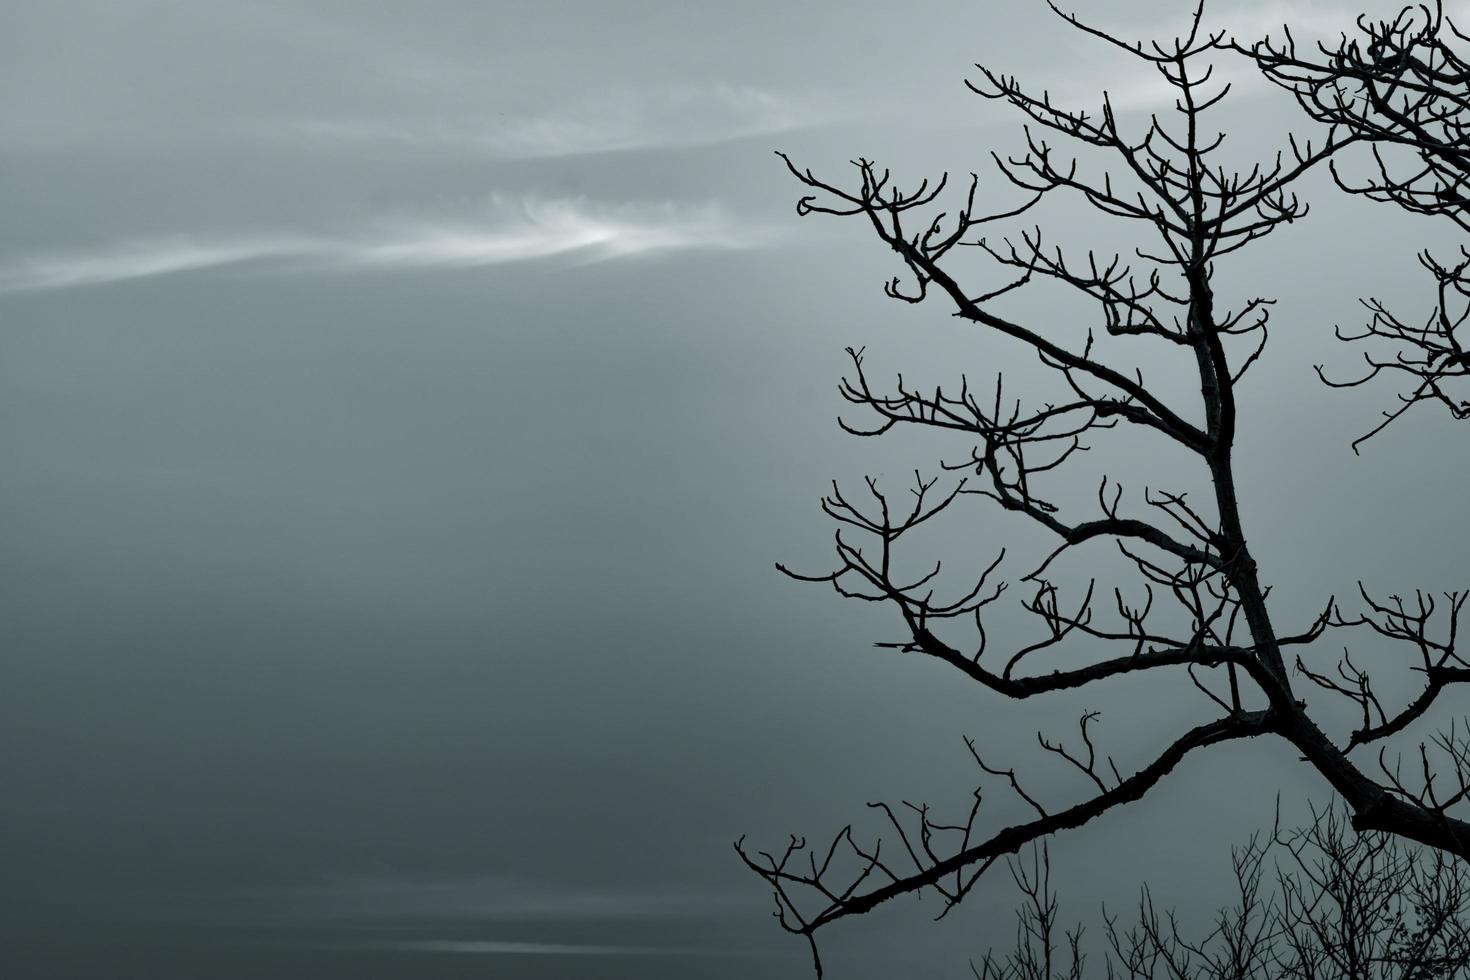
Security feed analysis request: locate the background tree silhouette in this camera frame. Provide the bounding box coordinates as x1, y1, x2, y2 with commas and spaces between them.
976, 807, 1470, 980
736, 2, 1470, 974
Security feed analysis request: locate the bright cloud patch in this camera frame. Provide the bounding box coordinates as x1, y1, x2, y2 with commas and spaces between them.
345, 199, 755, 268
0, 198, 766, 294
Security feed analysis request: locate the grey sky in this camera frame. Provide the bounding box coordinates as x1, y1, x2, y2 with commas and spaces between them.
2, 2, 1466, 978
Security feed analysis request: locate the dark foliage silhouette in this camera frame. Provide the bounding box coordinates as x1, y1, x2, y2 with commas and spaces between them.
736, 2, 1470, 974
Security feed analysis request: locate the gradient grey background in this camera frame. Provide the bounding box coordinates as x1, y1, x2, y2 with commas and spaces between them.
2, 2, 1466, 977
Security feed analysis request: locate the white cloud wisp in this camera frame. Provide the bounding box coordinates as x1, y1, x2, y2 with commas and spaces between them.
0, 198, 766, 295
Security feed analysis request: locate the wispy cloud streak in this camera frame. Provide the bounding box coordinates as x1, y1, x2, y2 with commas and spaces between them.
341, 939, 757, 957
0, 237, 313, 293
272, 84, 841, 159
278, 872, 741, 921
0, 198, 766, 294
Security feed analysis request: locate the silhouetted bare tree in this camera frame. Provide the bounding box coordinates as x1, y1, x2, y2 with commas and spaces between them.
1246, 3, 1470, 444
978, 807, 1470, 980
735, 2, 1470, 974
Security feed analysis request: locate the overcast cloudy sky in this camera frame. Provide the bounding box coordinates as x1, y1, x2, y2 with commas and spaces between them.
3, 2, 1467, 978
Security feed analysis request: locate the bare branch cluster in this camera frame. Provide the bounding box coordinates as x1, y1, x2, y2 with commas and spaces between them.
1324, 250, 1470, 447
1247, 3, 1470, 443
1302, 586, 1470, 752
1248, 4, 1470, 227
736, 709, 1275, 977
739, 2, 1470, 973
